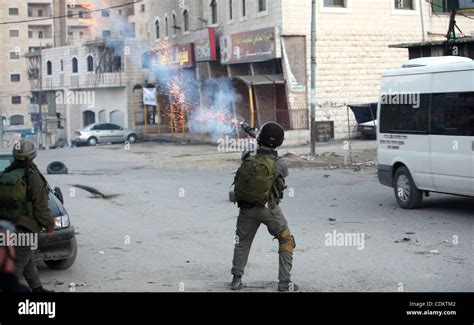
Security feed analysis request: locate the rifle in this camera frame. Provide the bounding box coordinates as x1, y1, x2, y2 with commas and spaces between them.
240, 122, 257, 139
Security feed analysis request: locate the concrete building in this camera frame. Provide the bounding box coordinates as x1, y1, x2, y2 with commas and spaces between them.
0, 0, 55, 140
142, 0, 474, 140
28, 38, 149, 146
0, 0, 144, 146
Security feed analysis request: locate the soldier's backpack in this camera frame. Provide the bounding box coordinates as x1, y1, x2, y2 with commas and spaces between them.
234, 154, 277, 207
0, 169, 29, 223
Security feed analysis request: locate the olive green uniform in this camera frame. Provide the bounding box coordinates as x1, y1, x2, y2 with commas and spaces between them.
0, 161, 54, 290
231, 148, 296, 287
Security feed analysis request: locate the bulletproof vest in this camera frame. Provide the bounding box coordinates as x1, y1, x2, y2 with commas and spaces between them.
234, 154, 277, 207
0, 169, 31, 223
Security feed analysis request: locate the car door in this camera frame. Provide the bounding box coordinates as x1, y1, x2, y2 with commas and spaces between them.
108, 124, 126, 143
92, 124, 110, 143
430, 91, 473, 196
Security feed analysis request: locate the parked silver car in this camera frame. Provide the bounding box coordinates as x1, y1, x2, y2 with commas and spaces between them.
73, 123, 141, 146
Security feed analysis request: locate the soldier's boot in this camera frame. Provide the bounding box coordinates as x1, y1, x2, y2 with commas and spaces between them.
231, 275, 243, 291
276, 229, 298, 292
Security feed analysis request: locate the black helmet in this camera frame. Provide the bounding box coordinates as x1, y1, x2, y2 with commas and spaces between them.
257, 122, 285, 149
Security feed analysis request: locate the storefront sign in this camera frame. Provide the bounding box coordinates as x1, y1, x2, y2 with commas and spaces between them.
195, 27, 217, 62
152, 43, 195, 68
220, 28, 277, 64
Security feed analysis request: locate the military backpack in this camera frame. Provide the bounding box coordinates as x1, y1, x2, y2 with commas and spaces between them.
234, 154, 277, 207
0, 169, 31, 223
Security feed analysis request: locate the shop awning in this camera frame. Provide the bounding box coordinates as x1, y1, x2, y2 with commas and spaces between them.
233, 74, 285, 86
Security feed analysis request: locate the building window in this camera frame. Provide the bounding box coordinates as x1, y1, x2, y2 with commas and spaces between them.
47, 61, 53, 75
38, 31, 44, 39
72, 57, 78, 73
67, 10, 73, 18
142, 52, 150, 69
78, 11, 84, 18
10, 115, 24, 126
102, 30, 112, 38
165, 16, 169, 37
60, 59, 64, 72
87, 55, 94, 72
172, 13, 177, 36
118, 10, 122, 15
11, 96, 22, 105
241, 0, 247, 17
210, 0, 218, 24
102, 9, 110, 17
155, 19, 160, 39
258, 0, 267, 12
10, 74, 21, 82
9, 8, 19, 15
38, 9, 43, 17
28, 30, 33, 38
183, 10, 189, 32
394, 0, 414, 10
229, 0, 234, 20
9, 115, 25, 127
141, 4, 145, 12
9, 30, 19, 37
324, 0, 345, 7
10, 52, 20, 60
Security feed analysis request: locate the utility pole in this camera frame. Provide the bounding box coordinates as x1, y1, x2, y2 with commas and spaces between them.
419, 0, 426, 42
310, 0, 317, 156
38, 39, 43, 148
0, 99, 4, 149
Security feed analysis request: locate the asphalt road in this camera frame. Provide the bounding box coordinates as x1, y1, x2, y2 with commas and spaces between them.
33, 142, 473, 292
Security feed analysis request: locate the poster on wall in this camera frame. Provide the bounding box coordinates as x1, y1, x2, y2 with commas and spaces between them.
143, 88, 157, 106
220, 28, 277, 65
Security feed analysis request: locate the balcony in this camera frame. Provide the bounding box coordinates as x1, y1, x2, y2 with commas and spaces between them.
41, 72, 125, 91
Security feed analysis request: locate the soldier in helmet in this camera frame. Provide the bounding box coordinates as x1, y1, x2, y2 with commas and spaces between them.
0, 140, 54, 293
231, 122, 298, 292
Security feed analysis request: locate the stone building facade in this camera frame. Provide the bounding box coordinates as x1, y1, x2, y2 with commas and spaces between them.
143, 0, 474, 139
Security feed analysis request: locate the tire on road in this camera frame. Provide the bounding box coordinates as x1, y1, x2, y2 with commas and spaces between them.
44, 237, 77, 270
127, 134, 138, 144
393, 166, 423, 209
87, 137, 98, 146
47, 161, 68, 175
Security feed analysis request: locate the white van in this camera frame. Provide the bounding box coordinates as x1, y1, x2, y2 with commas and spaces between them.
377, 56, 474, 209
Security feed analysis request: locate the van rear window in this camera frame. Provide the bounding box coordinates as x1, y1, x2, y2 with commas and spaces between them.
431, 92, 474, 136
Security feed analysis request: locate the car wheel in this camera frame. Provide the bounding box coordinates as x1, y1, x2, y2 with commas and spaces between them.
393, 166, 423, 209
87, 137, 98, 146
47, 161, 68, 175
127, 134, 138, 143
44, 237, 77, 270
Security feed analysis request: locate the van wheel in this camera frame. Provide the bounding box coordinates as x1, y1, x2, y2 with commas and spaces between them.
393, 166, 423, 209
